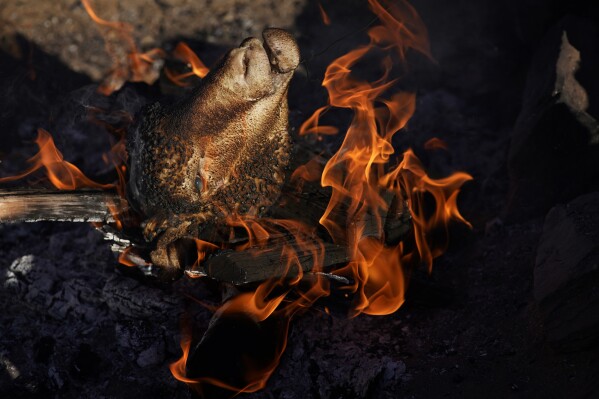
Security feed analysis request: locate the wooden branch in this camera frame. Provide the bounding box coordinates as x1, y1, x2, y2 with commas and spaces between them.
0, 183, 411, 286
199, 238, 350, 285
0, 189, 128, 223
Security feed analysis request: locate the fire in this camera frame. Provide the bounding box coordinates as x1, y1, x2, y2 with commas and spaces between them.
185, 239, 220, 277
299, 105, 339, 136
318, 2, 332, 26
171, 0, 472, 394
165, 42, 210, 87
81, 0, 165, 95
173, 216, 329, 394
0, 128, 113, 190
82, 0, 211, 93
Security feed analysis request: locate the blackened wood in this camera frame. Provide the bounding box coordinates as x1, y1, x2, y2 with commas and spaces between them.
0, 189, 127, 223
201, 238, 350, 285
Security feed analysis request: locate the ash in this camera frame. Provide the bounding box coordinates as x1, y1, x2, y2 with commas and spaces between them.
2, 1, 599, 398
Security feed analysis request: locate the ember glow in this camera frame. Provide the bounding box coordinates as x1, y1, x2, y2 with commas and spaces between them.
172, 0, 472, 394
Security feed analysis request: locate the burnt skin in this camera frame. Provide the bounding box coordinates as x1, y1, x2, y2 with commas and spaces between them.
127, 28, 300, 269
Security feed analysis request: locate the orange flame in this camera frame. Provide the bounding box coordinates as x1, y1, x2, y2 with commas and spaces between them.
169, 332, 193, 384
81, 0, 165, 95
299, 105, 339, 136
310, 0, 471, 316
165, 42, 210, 87
318, 2, 332, 26
171, 0, 471, 392
171, 216, 329, 394
0, 129, 113, 190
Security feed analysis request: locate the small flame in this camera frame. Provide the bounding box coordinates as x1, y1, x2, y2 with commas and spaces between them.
318, 2, 332, 26
186, 239, 220, 277
169, 328, 194, 384
0, 128, 113, 190
81, 0, 165, 95
290, 155, 325, 192
299, 105, 339, 136
165, 42, 210, 87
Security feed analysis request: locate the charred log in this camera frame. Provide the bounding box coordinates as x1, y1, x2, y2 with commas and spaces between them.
199, 238, 350, 285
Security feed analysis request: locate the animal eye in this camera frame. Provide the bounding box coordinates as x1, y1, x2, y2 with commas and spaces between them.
195, 175, 204, 193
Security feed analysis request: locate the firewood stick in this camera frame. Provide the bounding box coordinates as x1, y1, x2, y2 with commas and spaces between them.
200, 238, 351, 285
0, 189, 128, 223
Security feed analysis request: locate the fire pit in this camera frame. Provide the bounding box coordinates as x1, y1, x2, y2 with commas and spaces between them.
2, 0, 599, 398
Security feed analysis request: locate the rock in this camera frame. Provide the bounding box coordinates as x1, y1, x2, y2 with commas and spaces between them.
507, 16, 599, 220
0, 0, 306, 82
534, 191, 599, 351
